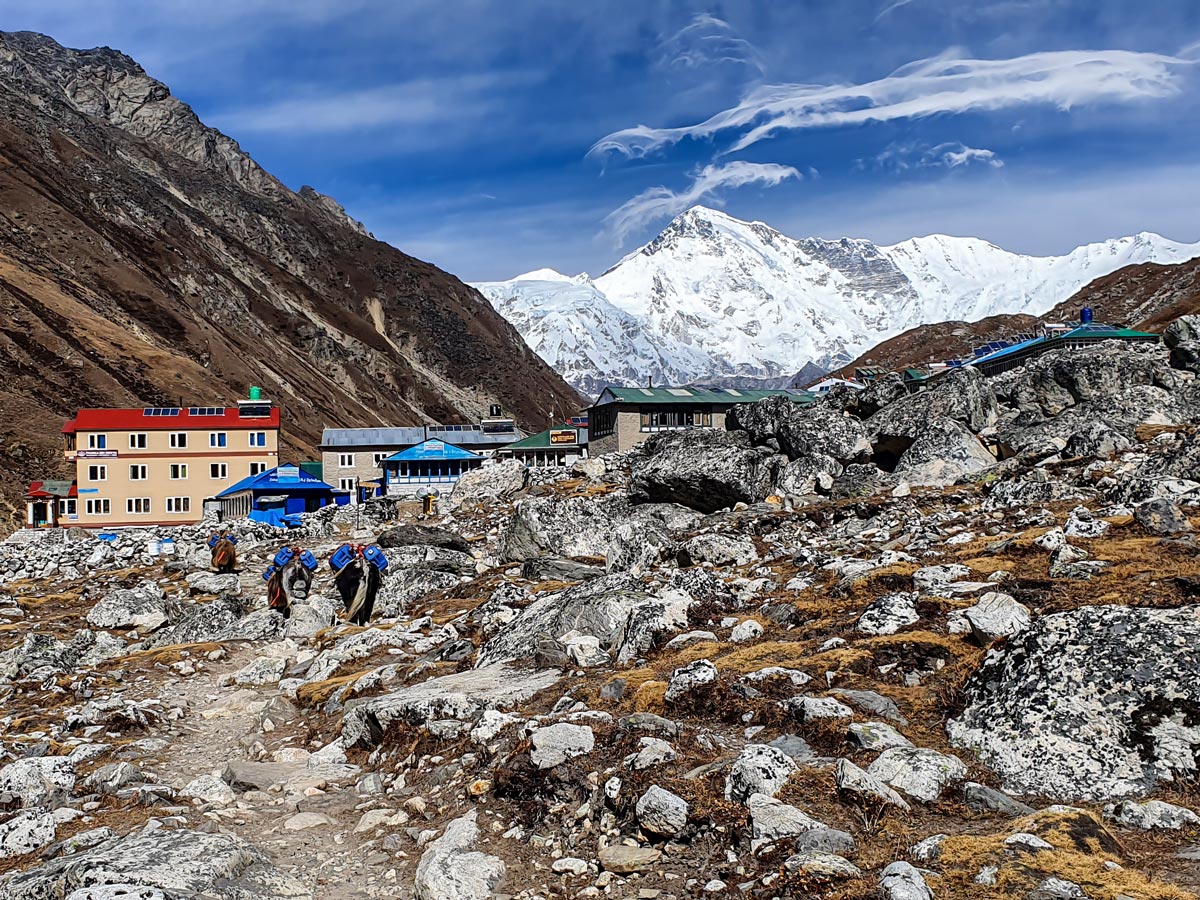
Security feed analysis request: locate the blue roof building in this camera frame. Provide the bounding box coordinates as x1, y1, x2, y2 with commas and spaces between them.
380, 439, 484, 497
216, 463, 346, 526
967, 323, 1158, 377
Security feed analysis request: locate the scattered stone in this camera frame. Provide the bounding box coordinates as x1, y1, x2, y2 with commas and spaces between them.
530, 723, 595, 769
414, 810, 506, 900
725, 744, 798, 804
636, 785, 689, 837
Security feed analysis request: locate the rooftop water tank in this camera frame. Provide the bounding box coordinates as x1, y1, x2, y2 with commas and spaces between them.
249, 386, 263, 400
1080, 307, 1094, 324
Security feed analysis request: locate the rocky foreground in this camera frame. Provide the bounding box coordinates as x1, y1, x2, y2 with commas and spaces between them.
2, 328, 1200, 900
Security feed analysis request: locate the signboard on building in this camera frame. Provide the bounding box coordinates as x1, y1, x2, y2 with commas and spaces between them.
78, 450, 118, 459
277, 464, 300, 483
549, 429, 578, 446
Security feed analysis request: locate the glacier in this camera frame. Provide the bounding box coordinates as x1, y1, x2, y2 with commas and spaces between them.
473, 206, 1200, 398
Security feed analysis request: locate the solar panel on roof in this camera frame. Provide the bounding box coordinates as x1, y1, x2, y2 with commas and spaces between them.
638, 388, 654, 395
724, 388, 742, 396
666, 388, 691, 396
188, 406, 225, 416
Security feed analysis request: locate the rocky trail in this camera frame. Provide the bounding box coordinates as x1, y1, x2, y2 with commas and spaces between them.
3, 324, 1200, 899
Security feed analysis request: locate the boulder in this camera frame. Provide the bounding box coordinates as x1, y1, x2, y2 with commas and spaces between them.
962, 592, 1032, 644
448, 459, 529, 509
676, 533, 758, 567
834, 759, 909, 810
848, 722, 914, 751
1135, 498, 1193, 535
728, 396, 871, 463
636, 785, 689, 837
782, 852, 862, 879
530, 723, 594, 769
414, 810, 506, 900
1105, 798, 1200, 830
857, 592, 919, 636
0, 756, 75, 806
879, 861, 934, 900
748, 793, 825, 850
664, 659, 718, 704
890, 418, 996, 486
630, 429, 786, 513
868, 367, 998, 440
948, 603, 1200, 801
477, 574, 652, 667
374, 569, 461, 618
86, 583, 170, 631
867, 747, 967, 803
376, 524, 470, 553
185, 572, 241, 596
598, 844, 661, 874
725, 744, 797, 804
775, 454, 843, 496
0, 809, 57, 859
0, 829, 304, 899
146, 596, 246, 648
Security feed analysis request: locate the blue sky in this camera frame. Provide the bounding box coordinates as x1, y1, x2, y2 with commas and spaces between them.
5, 0, 1200, 281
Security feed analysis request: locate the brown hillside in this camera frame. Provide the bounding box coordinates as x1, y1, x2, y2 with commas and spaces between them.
0, 32, 582, 527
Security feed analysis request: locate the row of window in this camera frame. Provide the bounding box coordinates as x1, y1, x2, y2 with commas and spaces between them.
85, 432, 269, 450
337, 452, 389, 467
85, 462, 267, 482
71, 496, 193, 516
638, 409, 714, 431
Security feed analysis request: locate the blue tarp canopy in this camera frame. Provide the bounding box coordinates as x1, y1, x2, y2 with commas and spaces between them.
382, 439, 481, 463
217, 463, 337, 498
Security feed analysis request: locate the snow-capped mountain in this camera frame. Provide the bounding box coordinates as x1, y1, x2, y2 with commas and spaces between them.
473, 206, 1200, 397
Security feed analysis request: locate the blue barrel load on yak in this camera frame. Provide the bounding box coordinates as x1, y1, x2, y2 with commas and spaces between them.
330, 543, 388, 626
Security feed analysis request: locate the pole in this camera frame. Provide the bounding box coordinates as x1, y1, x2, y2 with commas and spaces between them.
355, 476, 361, 531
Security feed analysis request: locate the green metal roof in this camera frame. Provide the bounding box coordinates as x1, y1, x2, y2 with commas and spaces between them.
592, 386, 816, 407
503, 425, 588, 450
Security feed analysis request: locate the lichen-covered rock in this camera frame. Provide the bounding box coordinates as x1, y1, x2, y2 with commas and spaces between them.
725, 744, 797, 804
0, 756, 76, 806
0, 828, 304, 899
1104, 798, 1200, 830
86, 583, 171, 631
867, 747, 967, 803
962, 592, 1032, 644
949, 603, 1200, 801
636, 785, 689, 837
835, 758, 910, 810
748, 792, 825, 850
664, 659, 718, 705
530, 723, 594, 769
414, 810, 506, 900
857, 592, 919, 636
630, 429, 786, 513
448, 459, 529, 510
1134, 498, 1193, 535
879, 861, 934, 900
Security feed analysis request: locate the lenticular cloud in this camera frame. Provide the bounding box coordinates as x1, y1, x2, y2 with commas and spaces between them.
590, 48, 1195, 159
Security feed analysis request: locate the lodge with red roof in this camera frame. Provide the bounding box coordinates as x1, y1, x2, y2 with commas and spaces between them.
29, 391, 281, 528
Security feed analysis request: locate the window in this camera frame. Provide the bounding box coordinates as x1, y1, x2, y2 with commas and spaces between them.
591, 406, 616, 439
170, 464, 188, 480
59, 498, 77, 516
169, 432, 188, 449
85, 498, 110, 516
87, 465, 107, 482
638, 407, 713, 432
339, 477, 355, 492
129, 464, 148, 480
129, 433, 147, 449
126, 497, 151, 514
249, 432, 267, 448
209, 432, 227, 448
249, 462, 267, 476
338, 453, 354, 468
87, 434, 107, 450
373, 452, 388, 466
166, 497, 191, 514
210, 463, 228, 479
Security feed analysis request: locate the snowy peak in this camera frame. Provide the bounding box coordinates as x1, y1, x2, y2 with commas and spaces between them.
474, 206, 1200, 397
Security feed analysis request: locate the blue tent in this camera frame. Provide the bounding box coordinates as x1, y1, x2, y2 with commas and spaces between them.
380, 439, 483, 495
217, 463, 346, 524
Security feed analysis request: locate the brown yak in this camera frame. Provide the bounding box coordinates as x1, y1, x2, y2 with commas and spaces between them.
210, 532, 238, 574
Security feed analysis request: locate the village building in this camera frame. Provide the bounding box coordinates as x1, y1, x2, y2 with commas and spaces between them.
587, 386, 816, 455
966, 319, 1158, 377
215, 463, 344, 526
319, 409, 523, 499
379, 439, 484, 497
24, 480, 77, 529
48, 392, 280, 528
804, 377, 866, 394
498, 424, 589, 467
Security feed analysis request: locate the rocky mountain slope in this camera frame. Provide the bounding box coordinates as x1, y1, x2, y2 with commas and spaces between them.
1, 324, 1199, 899
840, 255, 1200, 379
0, 31, 582, 526
475, 206, 1200, 396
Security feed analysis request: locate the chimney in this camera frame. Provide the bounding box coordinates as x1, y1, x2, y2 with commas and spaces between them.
647, 375, 653, 388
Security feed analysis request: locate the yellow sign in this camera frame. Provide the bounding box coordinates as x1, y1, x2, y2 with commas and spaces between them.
549, 429, 577, 445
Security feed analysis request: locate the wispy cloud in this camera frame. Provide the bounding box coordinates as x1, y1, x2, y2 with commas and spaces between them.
867, 141, 1004, 171
590, 48, 1195, 160
605, 161, 801, 244
210, 73, 525, 135
874, 0, 916, 23
657, 13, 765, 75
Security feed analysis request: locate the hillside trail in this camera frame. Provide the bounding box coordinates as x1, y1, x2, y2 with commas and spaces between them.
136, 640, 400, 900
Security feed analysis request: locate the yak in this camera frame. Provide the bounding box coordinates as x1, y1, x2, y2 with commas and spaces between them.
333, 552, 384, 626
266, 549, 315, 619
210, 533, 237, 574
